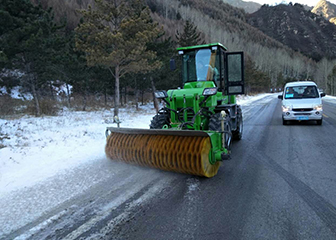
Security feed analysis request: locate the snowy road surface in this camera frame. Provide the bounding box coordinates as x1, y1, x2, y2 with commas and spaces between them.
1, 93, 336, 239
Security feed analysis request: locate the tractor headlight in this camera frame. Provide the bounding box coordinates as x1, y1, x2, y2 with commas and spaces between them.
154, 90, 168, 99
314, 104, 323, 111
282, 105, 292, 112
203, 88, 217, 96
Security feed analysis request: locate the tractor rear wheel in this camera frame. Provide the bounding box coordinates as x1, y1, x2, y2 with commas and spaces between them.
232, 106, 243, 140
209, 113, 232, 151
150, 113, 171, 129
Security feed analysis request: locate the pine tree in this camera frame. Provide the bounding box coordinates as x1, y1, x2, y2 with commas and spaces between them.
244, 56, 270, 94
75, 0, 161, 118
175, 20, 204, 47
146, 37, 180, 106
0, 0, 66, 116
130, 36, 180, 111
50, 33, 93, 109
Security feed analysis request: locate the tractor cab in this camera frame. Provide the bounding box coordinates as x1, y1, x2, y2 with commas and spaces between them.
177, 43, 244, 95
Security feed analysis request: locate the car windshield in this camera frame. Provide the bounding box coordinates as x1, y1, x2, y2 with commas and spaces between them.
284, 85, 319, 99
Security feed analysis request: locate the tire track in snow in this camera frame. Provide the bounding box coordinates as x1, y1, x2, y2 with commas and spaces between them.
75, 177, 174, 240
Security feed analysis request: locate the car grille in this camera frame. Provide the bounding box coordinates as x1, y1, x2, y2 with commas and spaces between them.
294, 113, 311, 116
292, 108, 313, 112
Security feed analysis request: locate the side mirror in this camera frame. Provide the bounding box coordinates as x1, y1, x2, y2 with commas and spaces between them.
278, 94, 283, 100
320, 92, 326, 98
170, 59, 176, 71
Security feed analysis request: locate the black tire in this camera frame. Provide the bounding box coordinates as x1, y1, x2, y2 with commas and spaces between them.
232, 106, 243, 140
317, 119, 322, 125
209, 113, 232, 151
150, 114, 171, 129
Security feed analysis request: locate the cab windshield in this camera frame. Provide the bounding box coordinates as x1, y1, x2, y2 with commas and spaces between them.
181, 48, 220, 84
284, 86, 319, 99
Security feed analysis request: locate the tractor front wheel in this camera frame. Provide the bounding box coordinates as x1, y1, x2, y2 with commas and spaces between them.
150, 113, 171, 129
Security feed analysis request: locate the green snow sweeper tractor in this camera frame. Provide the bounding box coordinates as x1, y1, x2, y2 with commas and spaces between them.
105, 43, 244, 177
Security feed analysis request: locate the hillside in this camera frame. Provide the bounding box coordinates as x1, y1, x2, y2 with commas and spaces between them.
222, 0, 261, 13
25, 0, 336, 92
312, 0, 336, 24
143, 0, 334, 90
247, 3, 336, 61
29, 0, 311, 59
30, 0, 92, 29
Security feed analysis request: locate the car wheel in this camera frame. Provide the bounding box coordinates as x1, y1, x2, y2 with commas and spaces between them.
317, 119, 322, 125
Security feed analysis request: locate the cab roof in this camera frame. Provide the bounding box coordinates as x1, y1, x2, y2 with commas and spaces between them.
285, 81, 317, 87
176, 42, 227, 51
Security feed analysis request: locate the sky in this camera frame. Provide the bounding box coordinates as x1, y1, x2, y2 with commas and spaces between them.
246, 0, 336, 6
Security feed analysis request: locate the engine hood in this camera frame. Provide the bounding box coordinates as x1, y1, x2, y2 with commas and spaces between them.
282, 98, 322, 108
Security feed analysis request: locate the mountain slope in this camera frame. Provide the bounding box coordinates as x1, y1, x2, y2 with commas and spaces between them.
222, 0, 261, 13
31, 0, 92, 29
247, 3, 336, 61
312, 0, 336, 24
27, 0, 335, 90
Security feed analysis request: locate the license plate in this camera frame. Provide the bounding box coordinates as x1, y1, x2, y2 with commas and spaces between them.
296, 116, 309, 120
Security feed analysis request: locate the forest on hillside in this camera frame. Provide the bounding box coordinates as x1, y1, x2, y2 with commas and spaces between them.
0, 0, 182, 117
149, 0, 336, 91
1, 0, 336, 117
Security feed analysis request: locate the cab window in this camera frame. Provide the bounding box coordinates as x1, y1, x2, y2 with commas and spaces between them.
181, 48, 220, 84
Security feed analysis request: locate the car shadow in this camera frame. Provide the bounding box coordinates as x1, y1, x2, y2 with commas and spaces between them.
285, 120, 321, 126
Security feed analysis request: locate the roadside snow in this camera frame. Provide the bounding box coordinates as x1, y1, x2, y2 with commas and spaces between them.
0, 104, 155, 195
323, 95, 336, 104
236, 93, 273, 105
0, 86, 33, 100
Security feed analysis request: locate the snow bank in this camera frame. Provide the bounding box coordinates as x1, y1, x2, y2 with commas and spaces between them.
236, 93, 273, 105
323, 95, 336, 104
0, 103, 156, 195
0, 86, 33, 100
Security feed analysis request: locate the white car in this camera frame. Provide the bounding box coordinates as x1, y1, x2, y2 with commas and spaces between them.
278, 81, 325, 125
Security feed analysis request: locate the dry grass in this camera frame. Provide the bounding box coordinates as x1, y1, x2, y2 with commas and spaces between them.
26, 98, 61, 116
0, 91, 154, 118
0, 96, 29, 117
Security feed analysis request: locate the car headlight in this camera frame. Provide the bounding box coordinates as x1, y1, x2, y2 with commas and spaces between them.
282, 105, 292, 112
314, 104, 323, 111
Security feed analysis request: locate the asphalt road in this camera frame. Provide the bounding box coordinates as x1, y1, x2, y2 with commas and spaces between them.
4, 96, 336, 240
